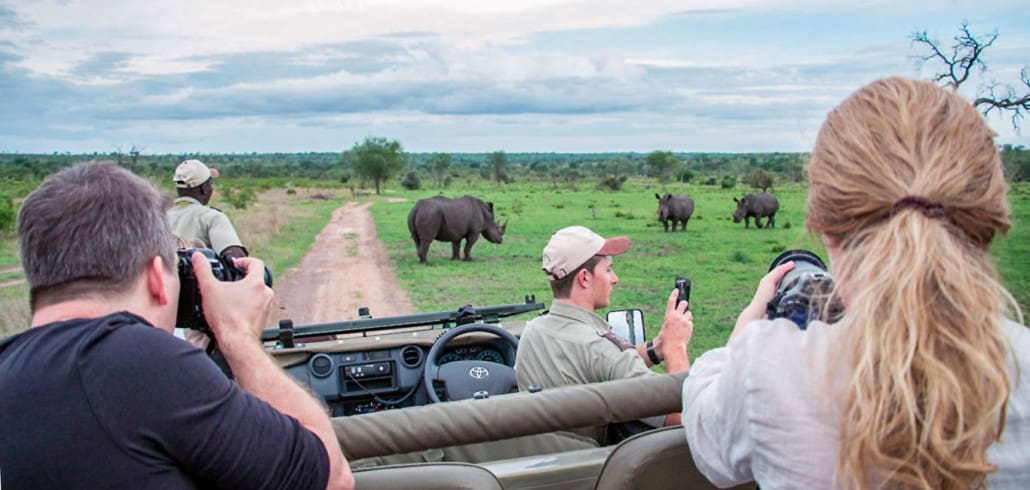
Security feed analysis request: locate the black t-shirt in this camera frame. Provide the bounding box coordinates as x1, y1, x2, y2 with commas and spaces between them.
0, 312, 329, 489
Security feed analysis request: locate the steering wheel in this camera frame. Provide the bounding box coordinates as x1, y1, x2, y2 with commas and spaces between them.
422, 323, 519, 403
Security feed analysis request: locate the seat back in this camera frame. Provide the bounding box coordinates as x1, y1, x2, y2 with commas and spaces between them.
594, 426, 756, 490
353, 461, 503, 490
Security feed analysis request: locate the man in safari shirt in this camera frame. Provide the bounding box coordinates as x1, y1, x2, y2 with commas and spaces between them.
168, 159, 247, 262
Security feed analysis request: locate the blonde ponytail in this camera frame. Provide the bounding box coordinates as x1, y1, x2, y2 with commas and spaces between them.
806, 77, 1019, 489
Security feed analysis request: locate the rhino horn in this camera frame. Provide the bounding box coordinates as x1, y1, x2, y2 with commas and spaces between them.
501, 218, 508, 234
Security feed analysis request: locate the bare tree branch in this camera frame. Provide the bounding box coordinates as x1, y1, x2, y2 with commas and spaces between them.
912, 22, 1027, 130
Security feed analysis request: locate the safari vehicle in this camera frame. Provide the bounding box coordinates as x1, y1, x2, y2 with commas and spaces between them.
259, 297, 756, 489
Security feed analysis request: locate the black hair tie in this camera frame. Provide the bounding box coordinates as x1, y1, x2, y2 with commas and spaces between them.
891, 196, 946, 219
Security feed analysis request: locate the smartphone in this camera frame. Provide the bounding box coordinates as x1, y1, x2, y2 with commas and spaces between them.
675, 277, 691, 309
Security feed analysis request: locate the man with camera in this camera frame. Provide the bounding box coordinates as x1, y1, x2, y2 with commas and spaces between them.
514, 226, 693, 443
169, 158, 248, 261
0, 163, 353, 489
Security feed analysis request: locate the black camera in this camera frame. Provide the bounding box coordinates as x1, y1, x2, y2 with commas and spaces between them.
765, 249, 843, 330
176, 248, 273, 333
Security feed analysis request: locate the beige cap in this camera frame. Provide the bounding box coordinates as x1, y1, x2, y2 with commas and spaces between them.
173, 159, 220, 188
542, 226, 629, 280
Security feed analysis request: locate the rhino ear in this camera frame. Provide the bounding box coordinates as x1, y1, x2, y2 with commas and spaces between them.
655, 193, 661, 200
734, 197, 739, 203
487, 202, 494, 213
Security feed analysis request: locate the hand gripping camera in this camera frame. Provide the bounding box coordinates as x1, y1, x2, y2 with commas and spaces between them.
175, 248, 273, 334
765, 249, 843, 330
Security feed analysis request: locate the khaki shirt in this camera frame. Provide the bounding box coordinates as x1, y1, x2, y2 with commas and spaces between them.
515, 302, 662, 441
167, 197, 244, 255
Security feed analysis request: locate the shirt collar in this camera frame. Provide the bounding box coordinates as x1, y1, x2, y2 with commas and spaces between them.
174, 196, 203, 206
548, 301, 611, 335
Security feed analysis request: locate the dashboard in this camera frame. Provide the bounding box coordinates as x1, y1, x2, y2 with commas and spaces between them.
438, 345, 505, 364
284, 340, 513, 417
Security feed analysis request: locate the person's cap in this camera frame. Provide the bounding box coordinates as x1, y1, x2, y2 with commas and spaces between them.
173, 159, 220, 188
542, 226, 629, 280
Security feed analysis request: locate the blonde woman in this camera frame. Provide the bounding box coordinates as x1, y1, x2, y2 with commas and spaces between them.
682, 77, 1029, 489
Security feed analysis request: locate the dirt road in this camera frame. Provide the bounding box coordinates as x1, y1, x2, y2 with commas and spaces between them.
270, 200, 415, 327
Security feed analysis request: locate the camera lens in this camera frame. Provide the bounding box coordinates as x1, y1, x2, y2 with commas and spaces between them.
766, 249, 842, 329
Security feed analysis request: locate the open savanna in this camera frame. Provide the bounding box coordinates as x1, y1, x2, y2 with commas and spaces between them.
0, 179, 348, 338
372, 180, 1030, 358
2, 177, 1026, 361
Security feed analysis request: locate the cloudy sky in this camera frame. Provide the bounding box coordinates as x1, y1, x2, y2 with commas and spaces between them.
1, 0, 1027, 154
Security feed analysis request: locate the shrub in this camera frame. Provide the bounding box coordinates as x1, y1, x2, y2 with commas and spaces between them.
720, 175, 736, 189
401, 171, 421, 190
743, 169, 774, 191
0, 193, 15, 233
703, 176, 717, 186
597, 175, 627, 191
286, 188, 297, 195
222, 186, 256, 209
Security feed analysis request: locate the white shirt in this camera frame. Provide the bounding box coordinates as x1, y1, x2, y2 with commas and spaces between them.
682, 318, 1030, 489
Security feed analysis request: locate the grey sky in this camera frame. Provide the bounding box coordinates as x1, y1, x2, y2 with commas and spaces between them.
1, 0, 1027, 153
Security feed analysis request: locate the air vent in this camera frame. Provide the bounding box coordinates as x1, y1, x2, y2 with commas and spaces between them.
310, 353, 334, 378
400, 345, 424, 368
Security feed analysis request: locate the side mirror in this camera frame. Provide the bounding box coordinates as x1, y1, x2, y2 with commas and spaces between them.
606, 309, 646, 345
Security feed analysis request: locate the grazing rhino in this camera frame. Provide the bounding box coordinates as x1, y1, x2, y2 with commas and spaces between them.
407, 195, 508, 264
655, 193, 695, 232
733, 193, 779, 229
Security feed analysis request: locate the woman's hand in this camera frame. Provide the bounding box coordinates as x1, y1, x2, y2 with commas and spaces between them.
728, 261, 795, 341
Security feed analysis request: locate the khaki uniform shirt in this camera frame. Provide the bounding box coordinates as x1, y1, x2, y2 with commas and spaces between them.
515, 301, 662, 441
168, 197, 244, 255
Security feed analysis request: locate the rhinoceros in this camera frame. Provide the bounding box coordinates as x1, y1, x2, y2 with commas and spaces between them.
733, 193, 779, 229
655, 193, 694, 232
407, 195, 507, 264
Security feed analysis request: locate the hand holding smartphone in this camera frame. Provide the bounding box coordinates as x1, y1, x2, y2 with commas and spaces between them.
675, 276, 691, 309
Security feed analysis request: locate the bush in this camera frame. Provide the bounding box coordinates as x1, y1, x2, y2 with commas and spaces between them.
286, 188, 297, 195
221, 186, 256, 209
720, 175, 736, 189
743, 169, 774, 191
401, 171, 421, 190
0, 193, 15, 233
703, 177, 718, 186
597, 175, 627, 191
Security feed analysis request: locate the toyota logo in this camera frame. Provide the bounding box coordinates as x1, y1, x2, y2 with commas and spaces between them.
469, 366, 490, 379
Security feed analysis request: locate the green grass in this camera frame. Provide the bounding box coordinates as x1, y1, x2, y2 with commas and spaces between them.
373, 180, 1030, 362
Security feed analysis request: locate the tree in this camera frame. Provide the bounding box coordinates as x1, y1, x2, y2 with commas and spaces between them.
488, 150, 509, 184
913, 22, 1030, 128
344, 136, 406, 195
743, 169, 774, 191
428, 153, 451, 187
645, 150, 681, 183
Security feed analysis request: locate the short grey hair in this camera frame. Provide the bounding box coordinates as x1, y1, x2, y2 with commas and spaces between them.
17, 162, 176, 310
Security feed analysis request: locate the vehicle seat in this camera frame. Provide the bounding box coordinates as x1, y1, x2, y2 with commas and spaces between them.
353, 461, 503, 489
593, 426, 756, 490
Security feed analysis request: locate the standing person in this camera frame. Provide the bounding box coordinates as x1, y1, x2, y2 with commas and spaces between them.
515, 225, 693, 443
169, 158, 247, 261
682, 77, 1029, 488
0, 162, 353, 489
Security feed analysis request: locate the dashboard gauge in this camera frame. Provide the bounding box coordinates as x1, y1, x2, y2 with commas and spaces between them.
476, 349, 504, 364
439, 352, 462, 364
